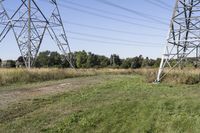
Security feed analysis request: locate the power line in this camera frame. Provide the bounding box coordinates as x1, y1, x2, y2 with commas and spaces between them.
40, 0, 167, 31
40, 0, 165, 48
1, 8, 166, 37
68, 36, 162, 48
63, 21, 165, 37
156, 0, 172, 8
67, 31, 162, 45
58, 4, 166, 31
60, 0, 164, 25
144, 0, 171, 11
95, 0, 169, 25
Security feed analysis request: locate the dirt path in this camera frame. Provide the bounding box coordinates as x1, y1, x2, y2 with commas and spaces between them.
0, 76, 111, 110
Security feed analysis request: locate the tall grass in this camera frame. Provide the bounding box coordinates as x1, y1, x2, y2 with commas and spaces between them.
134, 68, 200, 84
0, 68, 200, 86
0, 68, 134, 86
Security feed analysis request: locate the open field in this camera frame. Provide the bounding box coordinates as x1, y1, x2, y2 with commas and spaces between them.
0, 71, 200, 133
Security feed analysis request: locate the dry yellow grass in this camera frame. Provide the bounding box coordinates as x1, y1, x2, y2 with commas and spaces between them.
0, 68, 135, 86
134, 68, 200, 84
0, 68, 199, 85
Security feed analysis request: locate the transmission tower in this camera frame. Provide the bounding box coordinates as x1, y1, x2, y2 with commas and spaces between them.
156, 0, 200, 82
0, 0, 73, 68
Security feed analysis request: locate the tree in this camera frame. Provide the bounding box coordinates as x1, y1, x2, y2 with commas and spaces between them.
0, 58, 2, 67
2, 60, 16, 68
131, 55, 143, 69
121, 58, 133, 68
153, 58, 161, 67
148, 59, 156, 67
75, 50, 88, 68
142, 57, 149, 68
29, 50, 162, 69
86, 52, 99, 68
98, 55, 110, 68
35, 51, 50, 67
60, 54, 70, 68
110, 54, 121, 67
48, 52, 62, 67
16, 56, 25, 67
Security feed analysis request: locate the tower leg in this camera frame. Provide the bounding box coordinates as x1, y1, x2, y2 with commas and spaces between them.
47, 0, 74, 68
28, 0, 31, 69
156, 54, 166, 82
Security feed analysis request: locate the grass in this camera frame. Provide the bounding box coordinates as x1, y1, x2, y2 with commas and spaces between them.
0, 68, 134, 86
1, 74, 200, 133
1, 68, 200, 86
134, 68, 200, 84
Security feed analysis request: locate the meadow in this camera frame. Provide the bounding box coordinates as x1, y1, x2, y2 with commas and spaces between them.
0, 68, 200, 133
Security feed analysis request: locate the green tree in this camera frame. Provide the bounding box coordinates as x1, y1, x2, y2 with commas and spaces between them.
2, 60, 16, 68
131, 55, 143, 69
48, 52, 62, 67
60, 54, 70, 68
148, 59, 156, 67
98, 55, 110, 68
16, 56, 25, 67
110, 54, 121, 67
0, 58, 2, 67
142, 57, 149, 68
35, 51, 50, 67
153, 58, 161, 67
121, 58, 133, 68
75, 50, 88, 68
86, 52, 99, 68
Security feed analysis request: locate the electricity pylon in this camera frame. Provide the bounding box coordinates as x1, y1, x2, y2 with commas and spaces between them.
156, 0, 200, 82
0, 0, 73, 68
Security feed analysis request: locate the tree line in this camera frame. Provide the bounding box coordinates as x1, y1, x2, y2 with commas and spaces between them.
3, 50, 200, 69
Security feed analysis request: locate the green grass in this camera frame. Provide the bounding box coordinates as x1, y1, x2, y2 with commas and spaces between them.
1, 74, 200, 133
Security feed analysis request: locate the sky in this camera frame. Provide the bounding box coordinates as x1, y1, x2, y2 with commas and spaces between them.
0, 0, 175, 60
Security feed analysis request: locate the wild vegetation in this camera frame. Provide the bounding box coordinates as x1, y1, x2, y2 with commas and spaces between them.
134, 68, 200, 85
0, 50, 163, 68
0, 68, 200, 86
0, 68, 134, 86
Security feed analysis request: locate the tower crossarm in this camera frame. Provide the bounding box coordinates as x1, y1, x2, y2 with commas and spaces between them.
0, 0, 11, 42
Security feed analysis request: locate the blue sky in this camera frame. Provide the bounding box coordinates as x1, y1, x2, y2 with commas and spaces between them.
0, 0, 175, 59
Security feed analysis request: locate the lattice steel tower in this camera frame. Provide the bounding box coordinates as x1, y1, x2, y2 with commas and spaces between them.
156, 0, 200, 82
0, 0, 73, 68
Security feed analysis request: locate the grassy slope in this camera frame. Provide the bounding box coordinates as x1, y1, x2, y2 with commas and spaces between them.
1, 75, 200, 133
